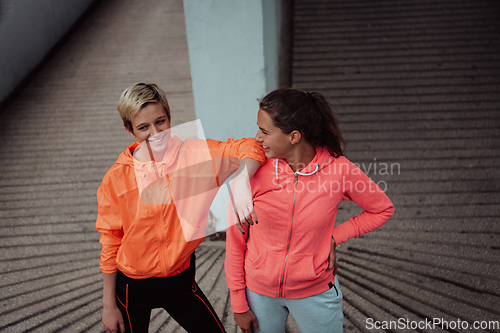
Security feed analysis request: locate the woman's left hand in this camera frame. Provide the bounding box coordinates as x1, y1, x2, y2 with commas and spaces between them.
230, 159, 261, 234
327, 237, 338, 275
230, 175, 257, 233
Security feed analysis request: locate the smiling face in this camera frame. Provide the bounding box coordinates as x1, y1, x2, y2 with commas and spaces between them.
127, 102, 171, 153
255, 108, 293, 159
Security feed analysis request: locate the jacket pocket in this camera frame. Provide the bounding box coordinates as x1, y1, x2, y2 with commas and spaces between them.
119, 205, 160, 275
245, 250, 281, 289
285, 254, 325, 287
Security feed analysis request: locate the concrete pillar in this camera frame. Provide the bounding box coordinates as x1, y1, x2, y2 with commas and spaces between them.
183, 0, 281, 141
183, 0, 282, 231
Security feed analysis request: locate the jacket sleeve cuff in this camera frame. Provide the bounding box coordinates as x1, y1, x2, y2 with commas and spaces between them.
98, 237, 120, 274
230, 289, 250, 313
240, 140, 266, 166
332, 222, 355, 245
99, 266, 118, 274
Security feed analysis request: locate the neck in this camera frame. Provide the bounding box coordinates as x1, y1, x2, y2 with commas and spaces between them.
285, 143, 316, 172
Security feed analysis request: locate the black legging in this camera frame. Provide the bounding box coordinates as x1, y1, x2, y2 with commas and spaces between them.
115, 254, 225, 333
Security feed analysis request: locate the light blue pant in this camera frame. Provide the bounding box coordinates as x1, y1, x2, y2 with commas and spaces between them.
246, 276, 343, 333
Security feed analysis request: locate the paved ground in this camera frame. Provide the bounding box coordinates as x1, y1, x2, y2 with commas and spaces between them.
0, 0, 499, 332
0, 0, 202, 331
292, 0, 500, 332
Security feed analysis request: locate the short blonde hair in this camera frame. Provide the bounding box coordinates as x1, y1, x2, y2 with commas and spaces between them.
117, 83, 171, 132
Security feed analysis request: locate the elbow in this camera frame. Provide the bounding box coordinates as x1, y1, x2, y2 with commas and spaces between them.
386, 204, 395, 219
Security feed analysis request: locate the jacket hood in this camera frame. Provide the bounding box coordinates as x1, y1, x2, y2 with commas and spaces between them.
115, 141, 140, 166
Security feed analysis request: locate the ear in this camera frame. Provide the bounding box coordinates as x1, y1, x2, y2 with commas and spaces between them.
289, 130, 302, 145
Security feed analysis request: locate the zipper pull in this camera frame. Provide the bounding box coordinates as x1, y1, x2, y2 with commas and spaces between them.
294, 173, 298, 184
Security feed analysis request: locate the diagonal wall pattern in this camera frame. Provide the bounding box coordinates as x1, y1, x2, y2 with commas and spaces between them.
292, 0, 500, 331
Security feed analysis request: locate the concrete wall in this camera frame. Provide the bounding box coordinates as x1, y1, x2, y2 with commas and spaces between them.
183, 0, 281, 141
262, 0, 281, 97
183, 0, 282, 230
0, 0, 95, 104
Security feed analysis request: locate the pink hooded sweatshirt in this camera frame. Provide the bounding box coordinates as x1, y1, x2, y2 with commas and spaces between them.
225, 147, 395, 313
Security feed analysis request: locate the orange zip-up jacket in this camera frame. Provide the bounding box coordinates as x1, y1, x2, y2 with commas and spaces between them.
96, 136, 265, 279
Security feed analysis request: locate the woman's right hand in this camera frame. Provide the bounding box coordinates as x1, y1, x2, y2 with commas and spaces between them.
234, 310, 259, 333
102, 304, 125, 333
102, 273, 125, 333
327, 237, 338, 276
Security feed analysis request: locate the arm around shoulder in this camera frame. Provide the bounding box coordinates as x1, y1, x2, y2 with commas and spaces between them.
208, 137, 266, 165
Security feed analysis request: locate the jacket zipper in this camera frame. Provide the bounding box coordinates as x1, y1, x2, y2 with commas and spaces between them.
154, 174, 171, 275
280, 173, 298, 297
153, 187, 167, 275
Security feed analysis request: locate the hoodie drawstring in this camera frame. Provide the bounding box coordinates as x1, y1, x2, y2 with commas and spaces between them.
275, 158, 320, 185
296, 164, 320, 176
276, 159, 280, 185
